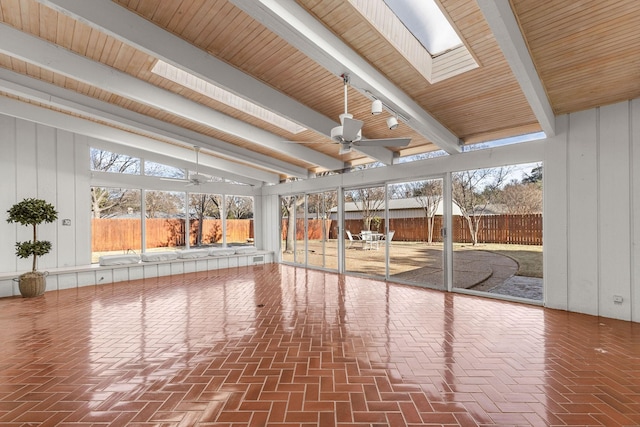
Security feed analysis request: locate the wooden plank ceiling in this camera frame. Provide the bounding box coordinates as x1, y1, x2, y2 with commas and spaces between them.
0, 0, 638, 184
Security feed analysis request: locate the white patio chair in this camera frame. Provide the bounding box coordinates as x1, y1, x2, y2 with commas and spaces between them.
345, 230, 363, 248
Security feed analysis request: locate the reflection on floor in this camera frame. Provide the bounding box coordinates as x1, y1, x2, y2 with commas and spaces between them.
0, 264, 636, 426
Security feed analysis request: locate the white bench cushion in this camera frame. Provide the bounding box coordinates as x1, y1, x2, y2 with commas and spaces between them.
141, 251, 178, 262
176, 249, 210, 259
233, 246, 258, 254
208, 247, 236, 257
99, 254, 140, 266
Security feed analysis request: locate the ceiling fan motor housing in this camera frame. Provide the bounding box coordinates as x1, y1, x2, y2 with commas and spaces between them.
331, 125, 344, 142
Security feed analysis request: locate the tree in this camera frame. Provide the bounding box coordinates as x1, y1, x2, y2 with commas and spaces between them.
499, 181, 542, 215
6, 198, 58, 272
189, 193, 222, 246
412, 180, 443, 244
346, 186, 385, 231
90, 149, 139, 218
452, 167, 509, 245
281, 194, 304, 253
91, 187, 141, 218
145, 191, 183, 218
225, 196, 253, 219
522, 164, 543, 184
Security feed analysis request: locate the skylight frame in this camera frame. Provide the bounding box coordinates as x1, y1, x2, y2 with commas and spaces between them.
383, 0, 462, 56
152, 60, 306, 135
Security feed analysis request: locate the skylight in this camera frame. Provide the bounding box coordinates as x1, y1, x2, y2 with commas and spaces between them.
383, 0, 462, 55
152, 60, 306, 134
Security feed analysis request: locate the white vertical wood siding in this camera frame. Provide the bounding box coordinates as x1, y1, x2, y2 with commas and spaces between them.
0, 116, 91, 277
545, 99, 639, 321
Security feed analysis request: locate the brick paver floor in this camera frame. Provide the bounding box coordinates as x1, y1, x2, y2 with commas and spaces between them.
0, 264, 637, 426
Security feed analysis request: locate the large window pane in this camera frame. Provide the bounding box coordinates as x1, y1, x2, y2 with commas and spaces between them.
344, 185, 386, 277
189, 193, 222, 247
91, 187, 142, 263
280, 194, 301, 263
306, 191, 338, 270
225, 195, 254, 245
451, 163, 543, 301
145, 190, 186, 251
387, 179, 445, 289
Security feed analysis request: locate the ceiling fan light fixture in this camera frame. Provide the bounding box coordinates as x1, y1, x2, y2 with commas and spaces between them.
387, 116, 399, 130
371, 99, 382, 115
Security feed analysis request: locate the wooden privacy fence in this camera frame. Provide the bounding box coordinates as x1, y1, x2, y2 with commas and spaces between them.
281, 219, 333, 240
339, 214, 542, 245
92, 218, 254, 251
452, 214, 542, 245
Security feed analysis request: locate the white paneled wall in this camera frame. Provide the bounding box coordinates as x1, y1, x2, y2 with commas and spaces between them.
546, 99, 639, 321
259, 194, 282, 262
0, 115, 92, 274
633, 100, 640, 322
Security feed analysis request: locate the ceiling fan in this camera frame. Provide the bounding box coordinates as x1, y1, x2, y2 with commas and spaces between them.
161, 146, 211, 186
328, 74, 411, 154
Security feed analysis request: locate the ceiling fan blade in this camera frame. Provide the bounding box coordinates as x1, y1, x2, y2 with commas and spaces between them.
160, 177, 189, 182
342, 117, 363, 142
355, 137, 411, 147
282, 140, 328, 144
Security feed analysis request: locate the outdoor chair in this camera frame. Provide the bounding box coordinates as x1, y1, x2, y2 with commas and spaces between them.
345, 230, 362, 248
382, 230, 395, 242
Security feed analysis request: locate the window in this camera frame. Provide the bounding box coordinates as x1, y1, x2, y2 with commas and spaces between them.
145, 191, 186, 252
189, 192, 223, 247
91, 148, 139, 174
144, 160, 185, 179
384, 0, 462, 55
90, 187, 142, 263
225, 196, 254, 245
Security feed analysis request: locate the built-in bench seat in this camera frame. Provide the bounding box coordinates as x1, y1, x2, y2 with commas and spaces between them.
208, 247, 236, 256
176, 248, 210, 259
233, 246, 259, 254
98, 254, 140, 266
0, 248, 272, 298
140, 251, 179, 262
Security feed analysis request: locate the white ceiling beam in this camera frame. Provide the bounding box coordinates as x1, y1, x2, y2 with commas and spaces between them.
37, 0, 395, 165
477, 0, 555, 137
0, 68, 306, 179
230, 0, 462, 155
0, 96, 273, 186
0, 23, 344, 172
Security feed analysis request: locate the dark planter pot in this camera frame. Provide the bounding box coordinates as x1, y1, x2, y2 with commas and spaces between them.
18, 271, 47, 298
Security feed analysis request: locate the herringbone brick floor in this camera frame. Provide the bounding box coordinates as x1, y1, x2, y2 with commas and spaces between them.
1, 264, 639, 426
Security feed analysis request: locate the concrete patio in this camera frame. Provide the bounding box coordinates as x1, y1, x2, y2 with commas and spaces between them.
282, 240, 542, 301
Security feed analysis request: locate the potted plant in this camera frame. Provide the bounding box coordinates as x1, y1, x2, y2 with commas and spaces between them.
6, 198, 58, 298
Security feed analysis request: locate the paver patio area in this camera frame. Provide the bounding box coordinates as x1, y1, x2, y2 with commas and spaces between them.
282, 240, 542, 301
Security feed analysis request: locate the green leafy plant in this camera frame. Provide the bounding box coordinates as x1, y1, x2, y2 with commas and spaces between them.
6, 198, 58, 272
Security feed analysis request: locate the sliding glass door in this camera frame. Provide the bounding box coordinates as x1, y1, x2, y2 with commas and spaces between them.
386, 179, 445, 289
280, 191, 338, 271
451, 163, 543, 302
344, 185, 387, 278
306, 191, 338, 270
